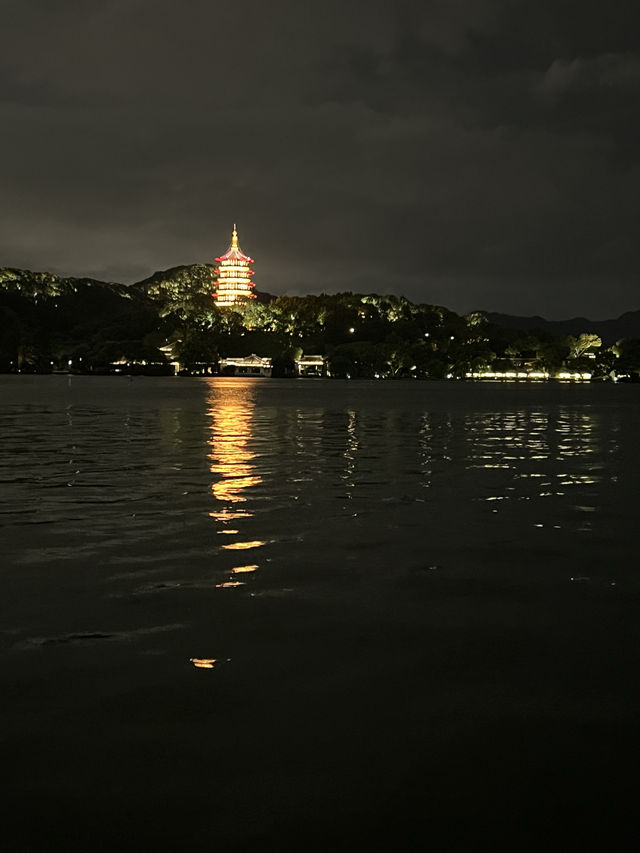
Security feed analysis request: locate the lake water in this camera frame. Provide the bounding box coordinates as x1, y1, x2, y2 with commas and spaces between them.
1, 376, 639, 851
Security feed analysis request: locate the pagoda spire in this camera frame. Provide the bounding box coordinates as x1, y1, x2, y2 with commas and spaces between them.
231, 224, 238, 250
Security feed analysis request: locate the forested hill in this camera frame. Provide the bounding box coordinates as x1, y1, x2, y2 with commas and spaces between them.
1, 264, 639, 379
0, 266, 129, 299
483, 310, 640, 346
0, 266, 159, 372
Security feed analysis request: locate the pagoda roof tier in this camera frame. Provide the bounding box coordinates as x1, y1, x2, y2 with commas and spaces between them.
216, 226, 253, 263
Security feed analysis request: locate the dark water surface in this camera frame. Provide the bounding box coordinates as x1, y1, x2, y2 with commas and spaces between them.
2, 376, 639, 851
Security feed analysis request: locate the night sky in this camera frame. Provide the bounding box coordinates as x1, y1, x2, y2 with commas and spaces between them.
2, 0, 639, 318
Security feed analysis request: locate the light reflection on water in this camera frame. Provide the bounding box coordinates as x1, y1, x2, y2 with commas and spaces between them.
0, 377, 638, 642
207, 383, 262, 511
462, 407, 608, 508
189, 657, 216, 669
206, 382, 266, 580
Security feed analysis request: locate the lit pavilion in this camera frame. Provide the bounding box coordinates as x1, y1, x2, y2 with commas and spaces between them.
213, 225, 256, 307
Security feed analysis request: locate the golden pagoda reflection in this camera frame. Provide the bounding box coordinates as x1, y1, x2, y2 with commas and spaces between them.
207, 382, 263, 520
190, 658, 216, 669
206, 380, 266, 579
209, 508, 251, 522
221, 540, 264, 551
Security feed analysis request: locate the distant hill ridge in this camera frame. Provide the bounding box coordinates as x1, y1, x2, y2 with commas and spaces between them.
482, 311, 640, 346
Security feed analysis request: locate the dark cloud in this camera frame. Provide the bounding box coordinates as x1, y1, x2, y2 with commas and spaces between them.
1, 0, 639, 318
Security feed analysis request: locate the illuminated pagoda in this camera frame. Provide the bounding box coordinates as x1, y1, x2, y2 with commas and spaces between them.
213, 225, 256, 307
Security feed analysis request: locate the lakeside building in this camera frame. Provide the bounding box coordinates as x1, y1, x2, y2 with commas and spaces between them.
219, 354, 272, 377
295, 355, 329, 377
156, 348, 328, 378
213, 225, 256, 307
